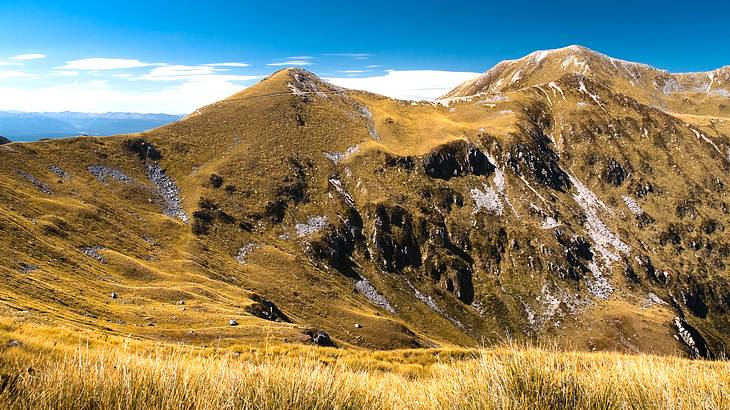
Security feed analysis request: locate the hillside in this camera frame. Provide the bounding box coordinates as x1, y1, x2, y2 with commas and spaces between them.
1, 47, 729, 358
0, 111, 182, 140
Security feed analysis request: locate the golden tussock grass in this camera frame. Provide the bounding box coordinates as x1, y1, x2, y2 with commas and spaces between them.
0, 336, 727, 410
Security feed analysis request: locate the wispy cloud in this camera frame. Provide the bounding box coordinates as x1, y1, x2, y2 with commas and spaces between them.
365, 64, 381, 69
325, 70, 480, 100
50, 70, 79, 77
57, 58, 158, 70
10, 53, 47, 61
0, 70, 37, 79
287, 56, 314, 60
324, 53, 371, 60
339, 70, 368, 74
135, 65, 261, 82
203, 62, 251, 67
267, 60, 313, 67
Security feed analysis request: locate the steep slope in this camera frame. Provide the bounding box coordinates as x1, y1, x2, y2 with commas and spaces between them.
1, 57, 729, 358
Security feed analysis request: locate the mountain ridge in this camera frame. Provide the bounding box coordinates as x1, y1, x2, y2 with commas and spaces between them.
1, 49, 729, 357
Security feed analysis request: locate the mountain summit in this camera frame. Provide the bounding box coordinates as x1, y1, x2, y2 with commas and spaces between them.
1, 51, 729, 357
442, 45, 730, 116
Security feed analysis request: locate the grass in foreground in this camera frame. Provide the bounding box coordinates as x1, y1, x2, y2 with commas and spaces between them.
1, 335, 728, 410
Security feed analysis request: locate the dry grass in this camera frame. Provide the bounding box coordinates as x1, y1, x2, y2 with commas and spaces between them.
0, 335, 727, 410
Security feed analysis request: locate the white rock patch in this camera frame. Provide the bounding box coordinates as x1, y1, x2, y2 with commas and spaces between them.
296, 216, 328, 237
622, 195, 644, 216
470, 184, 503, 215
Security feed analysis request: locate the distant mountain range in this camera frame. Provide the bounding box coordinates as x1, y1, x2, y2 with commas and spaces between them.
0, 111, 183, 141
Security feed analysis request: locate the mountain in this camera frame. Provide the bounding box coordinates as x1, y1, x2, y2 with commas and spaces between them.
0, 111, 182, 140
0, 136, 10, 145
1, 48, 729, 358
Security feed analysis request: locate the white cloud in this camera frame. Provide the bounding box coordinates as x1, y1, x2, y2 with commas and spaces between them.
267, 60, 313, 67
0, 76, 260, 114
10, 53, 46, 61
50, 70, 79, 77
365, 65, 381, 68
203, 62, 251, 67
58, 58, 156, 70
324, 53, 370, 60
339, 70, 367, 74
287, 56, 314, 60
325, 70, 480, 100
135, 65, 261, 83
0, 70, 36, 79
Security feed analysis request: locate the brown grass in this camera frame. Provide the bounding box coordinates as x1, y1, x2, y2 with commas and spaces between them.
0, 331, 727, 410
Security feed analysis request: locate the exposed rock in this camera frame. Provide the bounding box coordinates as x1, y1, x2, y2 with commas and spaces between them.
229, 319, 238, 326
296, 216, 328, 237
123, 138, 162, 161
146, 163, 188, 222
602, 158, 628, 186
355, 278, 395, 313
673, 317, 711, 358
245, 295, 290, 322
370, 205, 421, 272
507, 129, 570, 191
110, 292, 118, 299
235, 243, 257, 264
306, 330, 335, 347
87, 165, 131, 184
81, 246, 107, 264
422, 141, 494, 180
48, 165, 69, 180
16, 170, 52, 194
18, 262, 38, 273
209, 174, 224, 188
470, 184, 503, 215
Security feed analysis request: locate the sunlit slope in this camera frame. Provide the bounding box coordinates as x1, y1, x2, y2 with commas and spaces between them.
1, 54, 729, 357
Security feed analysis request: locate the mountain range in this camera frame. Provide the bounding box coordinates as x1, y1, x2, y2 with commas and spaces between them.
1, 45, 728, 358
0, 111, 182, 141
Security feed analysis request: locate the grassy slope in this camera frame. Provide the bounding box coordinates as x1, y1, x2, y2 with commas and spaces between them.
0, 62, 729, 359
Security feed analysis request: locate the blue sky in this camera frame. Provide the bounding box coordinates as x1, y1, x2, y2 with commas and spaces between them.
1, 0, 728, 113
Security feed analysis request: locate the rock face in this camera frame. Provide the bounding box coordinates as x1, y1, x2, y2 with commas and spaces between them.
1, 59, 729, 356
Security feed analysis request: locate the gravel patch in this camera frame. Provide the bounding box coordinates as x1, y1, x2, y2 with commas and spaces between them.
146, 163, 188, 223
80, 245, 107, 264
235, 243, 257, 264
87, 165, 131, 184
295, 216, 328, 237
48, 165, 69, 179
355, 278, 395, 313
16, 170, 52, 194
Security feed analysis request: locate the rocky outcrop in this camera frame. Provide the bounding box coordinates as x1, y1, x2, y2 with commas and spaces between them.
370, 205, 421, 272
422, 141, 494, 180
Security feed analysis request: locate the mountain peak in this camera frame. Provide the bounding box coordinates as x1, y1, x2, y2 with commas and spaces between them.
441, 46, 728, 102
